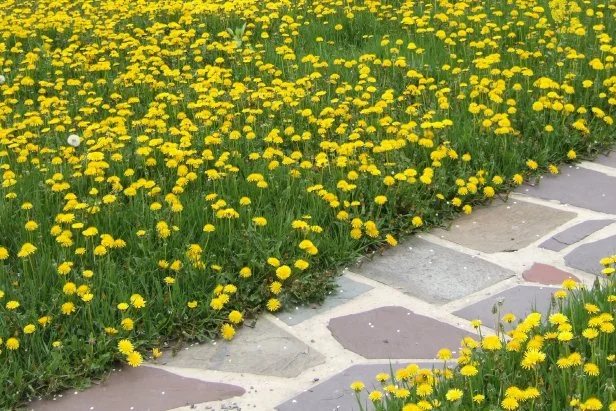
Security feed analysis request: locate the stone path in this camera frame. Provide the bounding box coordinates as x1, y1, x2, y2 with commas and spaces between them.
30, 153, 616, 411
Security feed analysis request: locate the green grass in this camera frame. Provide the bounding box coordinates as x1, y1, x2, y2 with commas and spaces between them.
0, 0, 614, 408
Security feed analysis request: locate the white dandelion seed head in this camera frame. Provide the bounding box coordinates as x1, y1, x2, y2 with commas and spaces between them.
67, 134, 81, 147
0, 75, 5, 85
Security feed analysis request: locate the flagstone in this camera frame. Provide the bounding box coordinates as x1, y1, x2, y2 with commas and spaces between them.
328, 306, 472, 359
453, 285, 557, 330
30, 366, 244, 411
276, 362, 444, 411
522, 263, 579, 285
539, 220, 612, 251
596, 151, 616, 168
519, 167, 616, 214
276, 276, 373, 326
162, 319, 324, 378
354, 237, 514, 304
564, 234, 616, 276
432, 199, 575, 253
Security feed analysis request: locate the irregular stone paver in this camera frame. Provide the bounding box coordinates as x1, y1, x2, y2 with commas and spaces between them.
432, 199, 576, 253
31, 366, 244, 411
276, 362, 443, 411
522, 263, 579, 285
453, 285, 557, 330
519, 167, 616, 214
354, 237, 514, 304
162, 319, 324, 378
540, 220, 613, 251
328, 306, 472, 359
596, 151, 616, 168
565, 234, 616, 276
277, 276, 372, 326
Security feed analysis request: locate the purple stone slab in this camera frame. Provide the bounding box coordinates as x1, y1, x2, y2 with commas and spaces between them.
328, 306, 472, 359
565, 234, 616, 276
453, 285, 557, 330
30, 366, 244, 411
540, 220, 613, 251
276, 362, 445, 411
596, 151, 616, 168
518, 167, 616, 214
522, 263, 579, 285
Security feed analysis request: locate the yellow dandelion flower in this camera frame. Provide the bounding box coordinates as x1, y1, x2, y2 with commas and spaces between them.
266, 298, 282, 312
221, 323, 235, 340
17, 242, 37, 258
117, 339, 134, 355
6, 337, 19, 350
501, 397, 519, 410
445, 389, 463, 401
126, 351, 143, 367
228, 310, 243, 324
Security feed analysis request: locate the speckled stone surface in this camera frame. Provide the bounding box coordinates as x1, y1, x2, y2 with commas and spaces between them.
328, 306, 471, 359
353, 238, 514, 304
453, 285, 557, 330
276, 362, 444, 411
565, 234, 616, 276
540, 220, 612, 251
276, 276, 373, 326
31, 366, 244, 411
162, 318, 324, 378
432, 199, 576, 253
522, 263, 578, 285
519, 167, 616, 214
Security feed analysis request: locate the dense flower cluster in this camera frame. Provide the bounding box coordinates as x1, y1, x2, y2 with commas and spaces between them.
353, 257, 616, 410
0, 0, 614, 407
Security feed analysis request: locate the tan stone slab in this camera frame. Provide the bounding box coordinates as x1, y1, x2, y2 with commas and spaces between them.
433, 199, 576, 253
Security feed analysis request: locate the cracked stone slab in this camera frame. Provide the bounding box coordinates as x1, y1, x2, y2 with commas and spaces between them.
277, 276, 373, 326
453, 285, 557, 330
518, 167, 616, 214
276, 362, 444, 411
31, 366, 244, 411
565, 234, 616, 276
328, 306, 472, 359
522, 263, 579, 285
596, 151, 616, 168
162, 319, 324, 378
432, 198, 576, 253
540, 220, 613, 251
353, 237, 514, 304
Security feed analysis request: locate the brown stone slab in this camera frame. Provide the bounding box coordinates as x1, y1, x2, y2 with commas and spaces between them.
539, 220, 613, 251
432, 199, 576, 253
162, 318, 324, 378
522, 263, 579, 285
519, 167, 616, 214
30, 366, 244, 411
276, 362, 445, 411
453, 285, 557, 330
328, 306, 472, 359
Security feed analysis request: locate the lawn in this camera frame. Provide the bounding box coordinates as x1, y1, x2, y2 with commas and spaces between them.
0, 0, 614, 407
